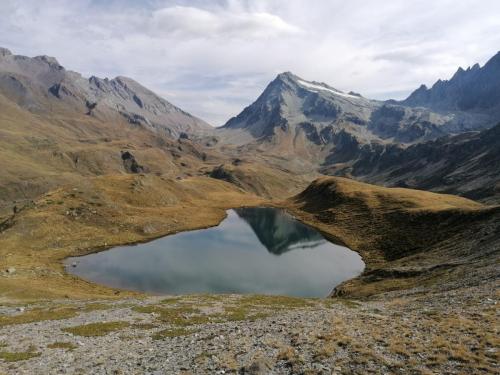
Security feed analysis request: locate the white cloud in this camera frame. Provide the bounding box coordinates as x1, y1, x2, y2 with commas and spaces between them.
150, 6, 301, 39
0, 0, 499, 125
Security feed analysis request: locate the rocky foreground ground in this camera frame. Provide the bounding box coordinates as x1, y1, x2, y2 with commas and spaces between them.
0, 280, 498, 375
1, 177, 499, 374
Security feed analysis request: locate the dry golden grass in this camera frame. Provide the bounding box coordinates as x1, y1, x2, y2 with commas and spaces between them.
0, 174, 264, 300
276, 345, 304, 368
287, 176, 500, 297
0, 307, 78, 327
0, 350, 40, 362
308, 176, 483, 211
62, 321, 130, 337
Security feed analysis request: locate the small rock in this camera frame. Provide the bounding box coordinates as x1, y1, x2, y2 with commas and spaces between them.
6, 267, 16, 274
241, 359, 272, 375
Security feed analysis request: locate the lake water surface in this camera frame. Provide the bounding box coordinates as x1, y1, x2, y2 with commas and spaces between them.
66, 207, 364, 297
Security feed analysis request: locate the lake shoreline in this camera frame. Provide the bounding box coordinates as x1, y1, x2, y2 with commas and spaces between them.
64, 207, 364, 298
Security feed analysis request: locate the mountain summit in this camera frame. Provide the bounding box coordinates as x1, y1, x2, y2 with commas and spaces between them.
401, 51, 500, 114
218, 71, 473, 160
221, 71, 373, 141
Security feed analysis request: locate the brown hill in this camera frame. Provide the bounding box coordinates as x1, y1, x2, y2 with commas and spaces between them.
287, 177, 500, 297
0, 90, 223, 215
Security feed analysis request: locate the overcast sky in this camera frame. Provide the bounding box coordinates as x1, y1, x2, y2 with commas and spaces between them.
1, 0, 499, 125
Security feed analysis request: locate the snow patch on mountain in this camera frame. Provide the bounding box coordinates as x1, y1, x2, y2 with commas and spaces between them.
296, 79, 360, 99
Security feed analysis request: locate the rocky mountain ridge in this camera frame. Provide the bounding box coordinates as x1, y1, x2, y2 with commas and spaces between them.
401, 51, 500, 117
0, 47, 212, 138
219, 71, 458, 146
215, 53, 500, 202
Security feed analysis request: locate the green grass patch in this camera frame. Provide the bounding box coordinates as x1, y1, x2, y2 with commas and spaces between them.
133, 303, 269, 326
0, 351, 41, 362
80, 303, 112, 312
133, 305, 207, 326
159, 297, 183, 304
47, 342, 77, 351
0, 307, 78, 327
134, 294, 312, 328
62, 321, 130, 337
218, 305, 270, 322
152, 328, 196, 340
190, 294, 226, 304
133, 323, 157, 330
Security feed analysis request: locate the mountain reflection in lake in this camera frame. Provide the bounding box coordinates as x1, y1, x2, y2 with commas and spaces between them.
66, 207, 364, 297
234, 207, 324, 254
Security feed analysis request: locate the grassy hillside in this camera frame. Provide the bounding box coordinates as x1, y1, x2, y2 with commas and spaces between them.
0, 175, 264, 300
287, 177, 500, 297
0, 93, 223, 215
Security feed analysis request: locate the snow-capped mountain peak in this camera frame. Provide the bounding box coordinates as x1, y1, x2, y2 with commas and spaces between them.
296, 78, 361, 100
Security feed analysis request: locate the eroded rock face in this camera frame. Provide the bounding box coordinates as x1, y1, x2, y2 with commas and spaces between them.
209, 165, 239, 186
121, 151, 144, 174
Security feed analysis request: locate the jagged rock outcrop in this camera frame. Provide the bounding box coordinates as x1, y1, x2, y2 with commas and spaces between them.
397, 51, 500, 135
121, 151, 145, 174
401, 52, 500, 114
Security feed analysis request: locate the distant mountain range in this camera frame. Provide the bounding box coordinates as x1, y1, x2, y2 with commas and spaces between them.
219, 62, 499, 147
216, 51, 500, 202
0, 46, 499, 204
0, 47, 222, 212
400, 52, 500, 115
219, 71, 453, 146
0, 47, 211, 138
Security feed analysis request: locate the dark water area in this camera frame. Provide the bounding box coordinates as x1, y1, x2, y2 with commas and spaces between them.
66, 207, 364, 297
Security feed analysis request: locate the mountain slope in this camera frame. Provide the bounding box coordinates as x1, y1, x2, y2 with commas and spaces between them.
322, 123, 500, 203
0, 47, 212, 137
216, 69, 497, 173
0, 89, 222, 214
287, 176, 500, 296
0, 48, 226, 214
